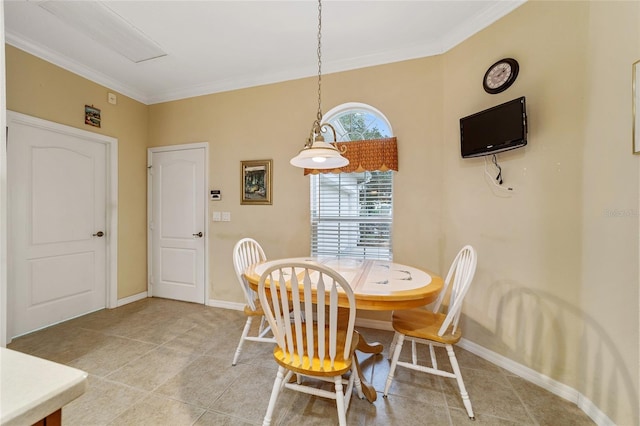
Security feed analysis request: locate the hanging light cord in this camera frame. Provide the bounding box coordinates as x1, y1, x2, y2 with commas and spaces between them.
306, 0, 340, 149
315, 0, 323, 124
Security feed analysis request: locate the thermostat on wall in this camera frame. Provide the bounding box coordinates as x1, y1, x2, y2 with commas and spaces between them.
210, 190, 221, 201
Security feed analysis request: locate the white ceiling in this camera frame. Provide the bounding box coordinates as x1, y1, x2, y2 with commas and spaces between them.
4, 0, 525, 105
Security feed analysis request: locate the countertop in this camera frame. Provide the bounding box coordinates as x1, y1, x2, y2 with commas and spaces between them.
0, 347, 88, 425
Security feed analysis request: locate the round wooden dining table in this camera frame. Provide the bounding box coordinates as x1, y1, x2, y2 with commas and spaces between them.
244, 256, 444, 402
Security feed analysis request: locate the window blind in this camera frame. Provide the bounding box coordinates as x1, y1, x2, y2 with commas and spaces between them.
310, 171, 393, 260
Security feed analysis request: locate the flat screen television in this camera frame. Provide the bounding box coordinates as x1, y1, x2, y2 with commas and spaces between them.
460, 96, 527, 158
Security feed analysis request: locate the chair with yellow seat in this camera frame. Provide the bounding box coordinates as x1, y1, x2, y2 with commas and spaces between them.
383, 245, 477, 419
258, 260, 363, 426
231, 238, 275, 366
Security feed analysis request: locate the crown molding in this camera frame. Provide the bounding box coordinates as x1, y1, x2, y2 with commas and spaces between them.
440, 0, 526, 50
6, 0, 526, 105
5, 31, 151, 105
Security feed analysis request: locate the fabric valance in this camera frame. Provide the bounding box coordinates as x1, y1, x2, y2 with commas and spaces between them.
304, 137, 398, 175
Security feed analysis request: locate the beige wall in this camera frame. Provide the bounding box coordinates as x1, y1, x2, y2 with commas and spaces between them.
442, 1, 639, 424
5, 45, 149, 299
581, 2, 639, 422
148, 56, 445, 307
4, 1, 639, 423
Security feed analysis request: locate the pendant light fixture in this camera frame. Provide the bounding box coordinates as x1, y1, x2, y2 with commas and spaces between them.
290, 0, 349, 169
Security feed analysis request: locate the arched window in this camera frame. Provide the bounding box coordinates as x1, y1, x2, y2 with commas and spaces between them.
310, 103, 394, 260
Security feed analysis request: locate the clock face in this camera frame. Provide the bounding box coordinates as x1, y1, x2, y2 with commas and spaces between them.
486, 63, 512, 89
483, 58, 519, 94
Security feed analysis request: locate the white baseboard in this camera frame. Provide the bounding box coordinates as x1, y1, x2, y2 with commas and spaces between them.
116, 294, 243, 310
207, 298, 244, 311
340, 318, 613, 426
355, 317, 393, 331
458, 338, 613, 426
116, 291, 147, 307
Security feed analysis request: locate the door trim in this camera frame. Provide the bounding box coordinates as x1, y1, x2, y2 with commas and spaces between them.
147, 143, 209, 303
3, 111, 118, 342
1, 7, 6, 346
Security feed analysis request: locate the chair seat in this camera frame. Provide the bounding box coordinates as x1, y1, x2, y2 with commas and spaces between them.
273, 327, 359, 377
392, 308, 462, 345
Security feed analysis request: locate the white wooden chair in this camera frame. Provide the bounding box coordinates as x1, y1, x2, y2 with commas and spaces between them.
383, 245, 477, 419
258, 261, 363, 426
231, 238, 275, 366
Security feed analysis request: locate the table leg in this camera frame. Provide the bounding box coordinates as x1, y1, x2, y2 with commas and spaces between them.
356, 333, 384, 354
353, 330, 383, 403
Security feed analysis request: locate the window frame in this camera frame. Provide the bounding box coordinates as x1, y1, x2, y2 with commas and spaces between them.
310, 103, 394, 260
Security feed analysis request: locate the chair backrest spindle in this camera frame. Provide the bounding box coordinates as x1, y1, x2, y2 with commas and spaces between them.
434, 245, 477, 337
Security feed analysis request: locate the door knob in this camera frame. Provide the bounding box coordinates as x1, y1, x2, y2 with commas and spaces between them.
193, 232, 203, 238
93, 231, 105, 237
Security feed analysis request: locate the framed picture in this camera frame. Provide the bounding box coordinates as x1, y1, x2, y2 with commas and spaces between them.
241, 159, 272, 205
634, 60, 640, 154
85, 105, 101, 128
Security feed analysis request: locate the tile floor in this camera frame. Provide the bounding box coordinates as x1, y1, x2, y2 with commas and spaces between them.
8, 298, 595, 425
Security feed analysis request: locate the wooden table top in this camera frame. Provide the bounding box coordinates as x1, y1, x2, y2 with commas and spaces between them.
244, 257, 443, 311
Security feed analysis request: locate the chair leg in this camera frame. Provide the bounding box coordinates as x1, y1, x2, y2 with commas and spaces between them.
383, 333, 405, 397
262, 366, 286, 426
429, 343, 438, 369
446, 344, 475, 420
232, 316, 253, 366
283, 370, 295, 390
334, 376, 347, 426
388, 331, 399, 360
343, 373, 354, 411
258, 315, 267, 335
352, 360, 364, 399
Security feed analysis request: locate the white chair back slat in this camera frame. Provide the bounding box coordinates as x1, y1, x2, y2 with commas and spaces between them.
267, 270, 285, 350
284, 269, 303, 362
303, 270, 315, 361
329, 281, 339, 369
258, 261, 356, 373
436, 245, 477, 337
233, 238, 267, 311
315, 271, 326, 366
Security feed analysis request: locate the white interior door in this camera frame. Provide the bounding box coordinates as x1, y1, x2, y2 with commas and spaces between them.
149, 145, 206, 304
7, 113, 109, 338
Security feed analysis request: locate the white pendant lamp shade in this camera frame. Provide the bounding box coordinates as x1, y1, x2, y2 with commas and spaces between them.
290, 139, 349, 168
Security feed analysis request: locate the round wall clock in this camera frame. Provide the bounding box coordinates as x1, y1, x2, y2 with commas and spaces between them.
483, 58, 519, 94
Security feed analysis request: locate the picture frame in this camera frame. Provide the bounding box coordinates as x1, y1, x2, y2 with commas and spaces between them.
241, 159, 272, 205
634, 60, 640, 154
85, 105, 101, 128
